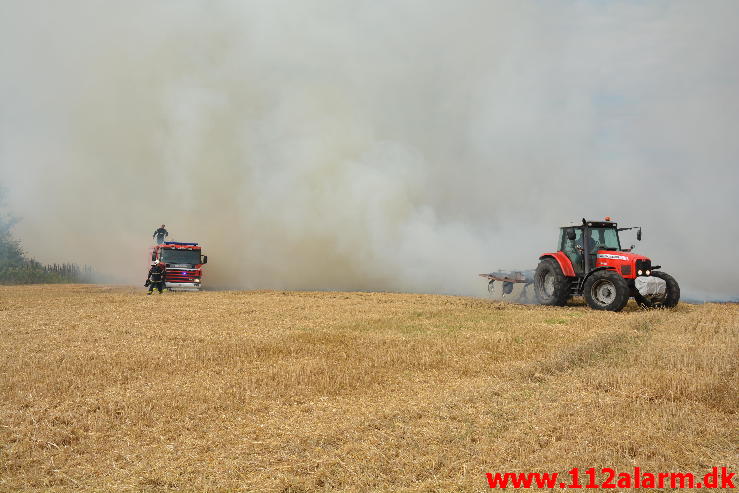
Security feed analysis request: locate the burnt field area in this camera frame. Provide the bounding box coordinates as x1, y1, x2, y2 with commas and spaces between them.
1, 285, 737, 492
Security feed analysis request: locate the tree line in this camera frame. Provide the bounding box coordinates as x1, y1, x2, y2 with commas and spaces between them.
0, 188, 95, 284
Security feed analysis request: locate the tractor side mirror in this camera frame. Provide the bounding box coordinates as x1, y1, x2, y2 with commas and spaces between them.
637, 228, 642, 241
566, 229, 576, 241
202, 255, 208, 264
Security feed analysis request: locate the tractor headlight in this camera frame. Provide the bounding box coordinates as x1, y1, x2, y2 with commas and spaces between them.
637, 270, 643, 276
195, 278, 200, 283
635, 259, 652, 277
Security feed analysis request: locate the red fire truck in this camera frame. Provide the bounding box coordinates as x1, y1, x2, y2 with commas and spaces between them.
150, 241, 208, 291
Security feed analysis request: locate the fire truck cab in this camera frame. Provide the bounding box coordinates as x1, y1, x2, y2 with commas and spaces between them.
150, 241, 207, 291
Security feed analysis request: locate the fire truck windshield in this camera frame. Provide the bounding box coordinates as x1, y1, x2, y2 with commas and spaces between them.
161, 249, 201, 265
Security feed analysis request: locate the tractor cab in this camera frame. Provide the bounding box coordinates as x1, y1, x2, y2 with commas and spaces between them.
559, 219, 623, 275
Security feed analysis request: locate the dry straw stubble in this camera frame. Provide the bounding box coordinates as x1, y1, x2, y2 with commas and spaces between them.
0, 285, 736, 492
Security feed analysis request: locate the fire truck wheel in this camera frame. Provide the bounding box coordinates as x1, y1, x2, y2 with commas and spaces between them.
650, 271, 681, 308
534, 258, 571, 306
583, 270, 629, 311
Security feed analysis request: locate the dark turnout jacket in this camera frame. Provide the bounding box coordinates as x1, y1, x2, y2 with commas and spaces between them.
153, 227, 168, 240
147, 264, 166, 282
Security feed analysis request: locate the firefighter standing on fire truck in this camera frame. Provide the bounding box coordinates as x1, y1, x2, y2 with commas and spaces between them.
146, 260, 166, 294
153, 224, 168, 244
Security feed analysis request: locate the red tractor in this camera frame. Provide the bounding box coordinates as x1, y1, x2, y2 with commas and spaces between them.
534, 218, 680, 311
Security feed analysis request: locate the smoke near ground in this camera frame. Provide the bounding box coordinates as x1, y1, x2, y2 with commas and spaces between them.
1, 1, 738, 298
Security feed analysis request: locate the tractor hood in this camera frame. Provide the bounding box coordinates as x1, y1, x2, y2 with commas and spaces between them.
595, 251, 649, 264
595, 250, 653, 279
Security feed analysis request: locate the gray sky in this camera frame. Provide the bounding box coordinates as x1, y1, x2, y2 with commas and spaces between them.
1, 0, 738, 298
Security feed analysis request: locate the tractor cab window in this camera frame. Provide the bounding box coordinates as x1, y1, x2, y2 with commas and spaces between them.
561, 227, 585, 275
589, 228, 621, 251
560, 227, 582, 253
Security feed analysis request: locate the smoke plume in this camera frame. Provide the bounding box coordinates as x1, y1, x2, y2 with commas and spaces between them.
1, 1, 738, 298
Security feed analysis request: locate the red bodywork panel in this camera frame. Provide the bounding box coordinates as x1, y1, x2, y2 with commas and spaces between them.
541, 251, 650, 279
593, 251, 650, 280
540, 252, 576, 277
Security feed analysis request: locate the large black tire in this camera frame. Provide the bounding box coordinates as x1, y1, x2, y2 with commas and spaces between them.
583, 270, 630, 311
649, 271, 680, 308
534, 258, 571, 306
632, 289, 651, 309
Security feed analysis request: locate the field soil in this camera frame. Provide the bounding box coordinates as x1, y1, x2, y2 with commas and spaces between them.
0, 285, 737, 492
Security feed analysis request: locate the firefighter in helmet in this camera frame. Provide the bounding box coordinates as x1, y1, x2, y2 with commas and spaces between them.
153, 224, 168, 245
146, 260, 166, 295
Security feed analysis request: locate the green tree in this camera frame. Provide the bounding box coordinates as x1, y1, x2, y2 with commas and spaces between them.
0, 187, 94, 284
0, 187, 25, 268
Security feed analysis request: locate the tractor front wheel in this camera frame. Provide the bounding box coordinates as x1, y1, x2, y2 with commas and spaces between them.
583, 270, 630, 312
636, 271, 680, 308
534, 258, 571, 306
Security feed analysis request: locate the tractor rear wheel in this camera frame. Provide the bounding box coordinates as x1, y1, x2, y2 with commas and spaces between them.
583, 270, 630, 311
534, 258, 571, 306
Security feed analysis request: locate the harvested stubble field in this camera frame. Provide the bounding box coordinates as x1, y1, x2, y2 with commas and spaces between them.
0, 285, 737, 492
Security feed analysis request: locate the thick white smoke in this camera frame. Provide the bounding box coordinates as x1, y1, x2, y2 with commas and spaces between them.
1, 1, 738, 298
